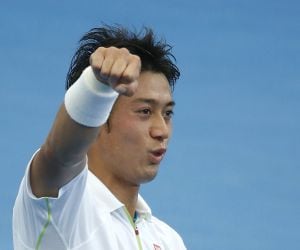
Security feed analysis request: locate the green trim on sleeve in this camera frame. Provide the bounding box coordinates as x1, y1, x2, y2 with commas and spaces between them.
35, 198, 52, 250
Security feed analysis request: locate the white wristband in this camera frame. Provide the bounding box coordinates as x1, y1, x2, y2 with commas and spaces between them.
64, 66, 118, 127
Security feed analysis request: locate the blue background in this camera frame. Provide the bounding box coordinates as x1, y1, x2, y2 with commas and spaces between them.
1, 0, 299, 249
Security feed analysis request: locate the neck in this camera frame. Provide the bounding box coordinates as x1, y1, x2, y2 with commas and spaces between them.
87, 147, 140, 218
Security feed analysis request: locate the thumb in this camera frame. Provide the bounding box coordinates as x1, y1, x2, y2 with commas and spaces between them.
114, 80, 138, 96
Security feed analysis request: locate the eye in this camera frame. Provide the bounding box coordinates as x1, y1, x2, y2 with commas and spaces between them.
164, 110, 174, 120
137, 108, 152, 116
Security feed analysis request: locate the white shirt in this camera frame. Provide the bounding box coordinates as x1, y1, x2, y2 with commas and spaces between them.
13, 154, 186, 250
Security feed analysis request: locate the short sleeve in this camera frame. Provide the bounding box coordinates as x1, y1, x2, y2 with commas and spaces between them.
13, 151, 88, 249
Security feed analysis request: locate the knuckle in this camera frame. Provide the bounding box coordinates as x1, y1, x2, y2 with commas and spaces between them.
89, 55, 94, 64
131, 54, 140, 62
90, 48, 105, 65
95, 46, 106, 54
89, 55, 99, 68
130, 55, 141, 67
120, 47, 130, 55
90, 51, 96, 60
107, 46, 118, 53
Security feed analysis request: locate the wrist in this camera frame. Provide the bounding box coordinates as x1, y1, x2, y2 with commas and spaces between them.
84, 66, 113, 94
64, 66, 118, 127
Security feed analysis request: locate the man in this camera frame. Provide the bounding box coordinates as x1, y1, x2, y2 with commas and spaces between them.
13, 25, 186, 250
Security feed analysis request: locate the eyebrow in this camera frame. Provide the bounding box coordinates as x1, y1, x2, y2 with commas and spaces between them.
132, 98, 176, 107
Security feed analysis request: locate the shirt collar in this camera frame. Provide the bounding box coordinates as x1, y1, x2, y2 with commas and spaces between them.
136, 194, 152, 221
88, 170, 152, 220
88, 170, 123, 212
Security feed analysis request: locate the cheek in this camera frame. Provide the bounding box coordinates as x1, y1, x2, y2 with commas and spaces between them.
121, 122, 147, 147
111, 118, 148, 148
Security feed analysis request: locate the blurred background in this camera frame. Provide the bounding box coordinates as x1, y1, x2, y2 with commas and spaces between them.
1, 0, 299, 249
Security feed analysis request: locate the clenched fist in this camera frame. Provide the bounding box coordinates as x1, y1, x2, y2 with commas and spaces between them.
89, 47, 141, 96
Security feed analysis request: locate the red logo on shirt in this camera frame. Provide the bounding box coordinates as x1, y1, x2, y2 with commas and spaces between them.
153, 244, 161, 250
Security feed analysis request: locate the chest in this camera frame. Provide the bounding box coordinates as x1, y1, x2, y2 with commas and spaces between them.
71, 209, 166, 250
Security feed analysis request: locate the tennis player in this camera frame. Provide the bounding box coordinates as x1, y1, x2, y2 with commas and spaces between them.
13, 25, 186, 250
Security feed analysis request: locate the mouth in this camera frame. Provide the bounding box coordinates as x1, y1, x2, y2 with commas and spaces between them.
148, 148, 167, 164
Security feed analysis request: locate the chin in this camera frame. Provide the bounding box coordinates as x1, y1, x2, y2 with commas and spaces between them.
139, 165, 159, 184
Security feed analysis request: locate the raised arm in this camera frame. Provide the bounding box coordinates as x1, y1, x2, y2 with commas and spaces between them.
30, 47, 141, 197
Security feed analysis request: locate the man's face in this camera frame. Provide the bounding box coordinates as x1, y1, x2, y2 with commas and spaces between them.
97, 71, 174, 185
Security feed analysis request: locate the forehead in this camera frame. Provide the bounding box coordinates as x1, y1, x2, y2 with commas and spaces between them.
111, 71, 174, 118
115, 71, 173, 110
131, 71, 172, 103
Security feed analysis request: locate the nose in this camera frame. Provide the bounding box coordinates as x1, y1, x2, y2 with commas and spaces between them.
149, 115, 171, 141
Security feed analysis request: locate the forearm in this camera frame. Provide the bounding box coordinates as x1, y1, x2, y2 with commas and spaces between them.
42, 104, 100, 168
30, 67, 118, 197
43, 66, 118, 167
30, 46, 140, 197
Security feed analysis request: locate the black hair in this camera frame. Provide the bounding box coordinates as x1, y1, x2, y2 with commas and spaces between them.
66, 24, 180, 90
